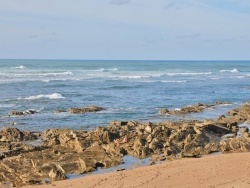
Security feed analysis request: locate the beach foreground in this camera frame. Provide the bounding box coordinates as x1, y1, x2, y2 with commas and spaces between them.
23, 152, 250, 188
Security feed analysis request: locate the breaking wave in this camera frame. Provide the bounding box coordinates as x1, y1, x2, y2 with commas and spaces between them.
11, 65, 26, 69
220, 69, 239, 73
95, 68, 118, 72
19, 93, 65, 100
161, 80, 187, 83
9, 71, 73, 78
166, 72, 213, 76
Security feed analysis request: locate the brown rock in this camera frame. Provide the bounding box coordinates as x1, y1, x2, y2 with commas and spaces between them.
69, 106, 105, 114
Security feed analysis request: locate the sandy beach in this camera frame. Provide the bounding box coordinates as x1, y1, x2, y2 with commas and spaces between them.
22, 152, 250, 188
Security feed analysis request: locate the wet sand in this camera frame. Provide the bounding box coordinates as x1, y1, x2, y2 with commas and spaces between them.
24, 152, 250, 188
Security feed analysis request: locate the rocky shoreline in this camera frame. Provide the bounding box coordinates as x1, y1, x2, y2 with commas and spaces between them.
1, 103, 250, 187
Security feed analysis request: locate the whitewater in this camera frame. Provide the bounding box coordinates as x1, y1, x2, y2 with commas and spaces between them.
0, 60, 250, 132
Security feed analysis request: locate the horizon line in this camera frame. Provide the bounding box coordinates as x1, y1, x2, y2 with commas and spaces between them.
0, 58, 250, 62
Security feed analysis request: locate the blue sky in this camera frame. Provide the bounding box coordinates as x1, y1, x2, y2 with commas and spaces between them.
0, 0, 250, 60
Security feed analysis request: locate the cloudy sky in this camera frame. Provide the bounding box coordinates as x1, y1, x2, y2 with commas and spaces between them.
1, 0, 250, 60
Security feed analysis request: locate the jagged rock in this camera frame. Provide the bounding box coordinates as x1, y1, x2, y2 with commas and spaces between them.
48, 164, 66, 180
160, 108, 170, 114
0, 127, 39, 142
9, 109, 37, 116
220, 136, 250, 152
69, 106, 105, 114
42, 129, 90, 152
2, 103, 250, 187
9, 110, 24, 116
160, 102, 231, 115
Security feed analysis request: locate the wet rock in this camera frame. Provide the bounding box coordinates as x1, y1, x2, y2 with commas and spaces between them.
160, 103, 211, 115
9, 110, 24, 116
55, 109, 67, 113
160, 102, 231, 115
9, 109, 37, 116
2, 103, 250, 187
160, 108, 170, 114
69, 106, 105, 114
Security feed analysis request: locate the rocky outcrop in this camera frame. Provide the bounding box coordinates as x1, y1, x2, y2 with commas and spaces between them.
9, 109, 37, 116
1, 103, 250, 187
69, 106, 105, 114
160, 102, 230, 115
0, 127, 39, 142
220, 133, 250, 152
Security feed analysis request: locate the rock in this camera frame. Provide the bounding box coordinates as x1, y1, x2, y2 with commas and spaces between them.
9, 109, 38, 116
145, 125, 152, 133
69, 106, 105, 114
2, 103, 250, 187
109, 121, 128, 126
220, 136, 250, 152
42, 129, 90, 152
55, 109, 67, 113
48, 165, 66, 181
0, 127, 39, 142
150, 154, 166, 162
9, 110, 24, 116
239, 126, 249, 134
160, 108, 170, 114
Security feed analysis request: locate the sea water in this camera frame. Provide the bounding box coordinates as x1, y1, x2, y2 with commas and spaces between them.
0, 59, 250, 132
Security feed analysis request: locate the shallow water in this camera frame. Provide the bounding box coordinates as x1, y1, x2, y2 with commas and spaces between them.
0, 60, 250, 132
66, 155, 151, 179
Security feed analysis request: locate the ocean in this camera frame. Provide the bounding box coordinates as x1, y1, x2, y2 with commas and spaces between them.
0, 59, 250, 132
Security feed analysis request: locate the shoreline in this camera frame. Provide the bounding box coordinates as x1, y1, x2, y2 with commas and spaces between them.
22, 152, 250, 188
1, 103, 250, 187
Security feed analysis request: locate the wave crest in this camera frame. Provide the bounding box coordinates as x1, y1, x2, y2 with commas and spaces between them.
95, 67, 118, 72
10, 71, 73, 77
11, 65, 26, 69
220, 69, 239, 73
19, 93, 65, 100
166, 72, 212, 76
161, 80, 187, 83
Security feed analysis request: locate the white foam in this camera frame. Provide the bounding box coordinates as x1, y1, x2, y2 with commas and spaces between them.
166, 72, 213, 76
19, 93, 65, 100
41, 78, 80, 83
95, 68, 118, 72
218, 103, 232, 107
11, 71, 73, 77
118, 75, 150, 79
235, 76, 245, 79
220, 69, 239, 73
11, 65, 26, 69
161, 80, 187, 83
0, 104, 15, 108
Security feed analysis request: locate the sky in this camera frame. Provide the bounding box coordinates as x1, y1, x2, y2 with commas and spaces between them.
0, 0, 250, 60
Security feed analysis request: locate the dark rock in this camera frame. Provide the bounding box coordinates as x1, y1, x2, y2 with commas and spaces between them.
69, 106, 105, 114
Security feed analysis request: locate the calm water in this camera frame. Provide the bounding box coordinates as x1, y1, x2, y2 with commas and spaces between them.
0, 60, 249, 132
